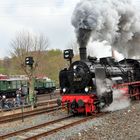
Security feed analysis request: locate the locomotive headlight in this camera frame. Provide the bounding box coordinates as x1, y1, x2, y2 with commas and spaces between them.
85, 87, 89, 93
63, 88, 66, 93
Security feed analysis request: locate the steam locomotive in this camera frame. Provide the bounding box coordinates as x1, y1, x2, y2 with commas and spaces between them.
58, 46, 140, 115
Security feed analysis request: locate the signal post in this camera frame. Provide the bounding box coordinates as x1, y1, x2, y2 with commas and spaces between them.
25, 56, 36, 109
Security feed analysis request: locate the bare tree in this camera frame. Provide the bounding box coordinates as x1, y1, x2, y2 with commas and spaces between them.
10, 31, 49, 108
3, 57, 11, 74
10, 31, 49, 78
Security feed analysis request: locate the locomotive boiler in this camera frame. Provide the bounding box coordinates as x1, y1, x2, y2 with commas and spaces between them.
58, 44, 140, 115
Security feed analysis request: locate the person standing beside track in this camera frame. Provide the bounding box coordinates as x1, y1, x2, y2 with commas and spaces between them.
0, 95, 6, 109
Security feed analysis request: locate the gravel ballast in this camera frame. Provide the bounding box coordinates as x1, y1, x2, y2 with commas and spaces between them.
44, 102, 140, 140
0, 101, 140, 140
66, 102, 140, 140
0, 110, 67, 135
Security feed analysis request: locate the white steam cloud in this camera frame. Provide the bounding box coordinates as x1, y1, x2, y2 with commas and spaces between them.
96, 77, 130, 111
104, 89, 130, 111
72, 0, 140, 58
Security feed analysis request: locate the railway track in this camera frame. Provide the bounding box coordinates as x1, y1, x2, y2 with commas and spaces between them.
0, 104, 61, 124
0, 112, 106, 140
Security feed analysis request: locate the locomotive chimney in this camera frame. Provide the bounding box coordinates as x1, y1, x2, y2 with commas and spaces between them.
77, 28, 91, 60
79, 47, 87, 60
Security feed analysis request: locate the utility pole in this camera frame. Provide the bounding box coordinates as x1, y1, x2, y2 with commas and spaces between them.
25, 56, 36, 109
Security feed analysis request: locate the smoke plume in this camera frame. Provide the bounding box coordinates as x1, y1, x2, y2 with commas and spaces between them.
72, 0, 140, 58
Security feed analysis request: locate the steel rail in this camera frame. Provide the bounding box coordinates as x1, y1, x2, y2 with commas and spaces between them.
25, 113, 105, 140
0, 105, 61, 124
0, 115, 73, 139
0, 112, 106, 140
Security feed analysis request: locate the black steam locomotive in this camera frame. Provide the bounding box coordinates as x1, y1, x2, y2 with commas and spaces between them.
59, 46, 140, 115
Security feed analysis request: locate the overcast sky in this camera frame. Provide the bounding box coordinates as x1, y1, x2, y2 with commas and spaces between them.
0, 0, 140, 59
